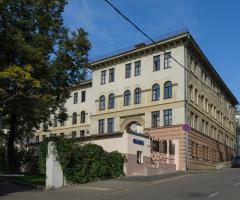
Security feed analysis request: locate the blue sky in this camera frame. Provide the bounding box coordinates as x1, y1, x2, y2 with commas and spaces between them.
63, 0, 240, 102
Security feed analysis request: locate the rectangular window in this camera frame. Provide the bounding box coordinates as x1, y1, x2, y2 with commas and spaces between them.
81, 90, 86, 102
42, 135, 46, 141
151, 140, 160, 152
164, 52, 171, 69
60, 120, 65, 126
169, 140, 175, 155
153, 55, 160, 71
160, 140, 168, 153
80, 130, 85, 138
137, 151, 143, 164
107, 118, 114, 133
135, 60, 141, 76
163, 109, 172, 126
125, 63, 131, 78
98, 119, 105, 134
109, 68, 115, 82
72, 131, 76, 138
151, 111, 160, 128
101, 70, 106, 84
73, 92, 78, 104
35, 136, 39, 143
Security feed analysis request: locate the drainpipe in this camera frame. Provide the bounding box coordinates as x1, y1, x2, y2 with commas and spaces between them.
184, 33, 191, 172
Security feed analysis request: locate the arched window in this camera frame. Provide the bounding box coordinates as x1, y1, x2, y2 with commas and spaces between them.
99, 95, 105, 110
80, 111, 85, 123
53, 116, 57, 127
124, 90, 131, 106
72, 112, 77, 125
108, 93, 115, 109
134, 88, 142, 104
152, 84, 160, 101
164, 81, 172, 99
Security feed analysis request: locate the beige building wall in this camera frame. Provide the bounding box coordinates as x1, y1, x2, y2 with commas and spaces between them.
91, 45, 186, 134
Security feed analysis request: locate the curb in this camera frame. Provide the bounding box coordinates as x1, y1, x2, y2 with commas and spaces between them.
0, 177, 45, 191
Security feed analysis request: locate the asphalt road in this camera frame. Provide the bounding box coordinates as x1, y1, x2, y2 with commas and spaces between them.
1, 168, 240, 200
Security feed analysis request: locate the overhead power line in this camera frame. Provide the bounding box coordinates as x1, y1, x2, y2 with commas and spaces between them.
103, 0, 224, 99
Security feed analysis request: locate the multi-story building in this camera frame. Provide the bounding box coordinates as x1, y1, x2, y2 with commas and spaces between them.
34, 29, 238, 173
236, 109, 240, 155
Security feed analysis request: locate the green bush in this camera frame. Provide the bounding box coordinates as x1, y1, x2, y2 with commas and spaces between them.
38, 137, 125, 183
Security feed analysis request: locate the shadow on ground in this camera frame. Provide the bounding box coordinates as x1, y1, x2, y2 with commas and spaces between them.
0, 180, 35, 197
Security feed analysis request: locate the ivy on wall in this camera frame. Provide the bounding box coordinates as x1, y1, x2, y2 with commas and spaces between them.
38, 137, 125, 183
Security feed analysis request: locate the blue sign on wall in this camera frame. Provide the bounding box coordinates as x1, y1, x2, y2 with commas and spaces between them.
133, 139, 144, 146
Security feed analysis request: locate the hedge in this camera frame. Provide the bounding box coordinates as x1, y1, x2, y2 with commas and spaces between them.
38, 137, 125, 183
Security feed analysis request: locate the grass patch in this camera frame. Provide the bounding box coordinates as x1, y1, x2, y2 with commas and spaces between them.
0, 175, 45, 186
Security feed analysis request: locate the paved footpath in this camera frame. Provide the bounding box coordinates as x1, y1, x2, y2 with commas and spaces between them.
1, 169, 240, 200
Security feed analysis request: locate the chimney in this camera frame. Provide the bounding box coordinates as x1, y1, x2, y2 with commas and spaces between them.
135, 43, 146, 49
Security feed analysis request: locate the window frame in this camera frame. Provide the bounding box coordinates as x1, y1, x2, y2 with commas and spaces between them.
99, 95, 105, 110
151, 111, 160, 128
81, 90, 86, 102
80, 111, 86, 123
153, 55, 160, 71
73, 92, 78, 104
108, 93, 115, 109
101, 70, 106, 84
134, 60, 141, 76
152, 83, 160, 101
125, 63, 131, 78
124, 90, 131, 106
137, 151, 143, 164
164, 81, 173, 99
163, 109, 172, 126
164, 52, 171, 69
107, 118, 114, 133
109, 68, 115, 82
72, 112, 77, 125
134, 87, 142, 104
98, 119, 105, 134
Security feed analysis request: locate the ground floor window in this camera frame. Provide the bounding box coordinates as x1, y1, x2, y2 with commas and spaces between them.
160, 140, 168, 153
169, 140, 175, 155
137, 151, 143, 164
80, 130, 85, 138
72, 131, 76, 138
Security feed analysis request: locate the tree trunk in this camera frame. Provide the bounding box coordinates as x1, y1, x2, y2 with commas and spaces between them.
7, 114, 18, 173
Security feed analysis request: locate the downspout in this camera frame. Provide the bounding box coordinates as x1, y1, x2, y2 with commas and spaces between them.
184, 33, 191, 171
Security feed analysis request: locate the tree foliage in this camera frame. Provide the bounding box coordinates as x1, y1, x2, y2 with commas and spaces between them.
0, 0, 91, 172
38, 138, 125, 184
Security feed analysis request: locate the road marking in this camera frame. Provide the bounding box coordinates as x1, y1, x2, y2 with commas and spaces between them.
208, 192, 219, 198
235, 182, 240, 186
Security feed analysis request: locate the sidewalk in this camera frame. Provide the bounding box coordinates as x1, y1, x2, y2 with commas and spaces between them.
57, 172, 187, 194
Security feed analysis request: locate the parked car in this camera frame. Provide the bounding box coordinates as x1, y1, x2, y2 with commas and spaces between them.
232, 156, 240, 168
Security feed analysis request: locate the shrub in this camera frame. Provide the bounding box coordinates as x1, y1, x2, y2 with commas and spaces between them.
38, 138, 125, 183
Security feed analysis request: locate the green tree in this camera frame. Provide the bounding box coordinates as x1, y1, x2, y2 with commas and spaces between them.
0, 0, 91, 172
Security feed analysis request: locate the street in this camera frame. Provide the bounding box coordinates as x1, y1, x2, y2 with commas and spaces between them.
1, 168, 240, 200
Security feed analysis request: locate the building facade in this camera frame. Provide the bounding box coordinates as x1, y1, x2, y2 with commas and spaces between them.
34, 30, 238, 172
236, 109, 240, 155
